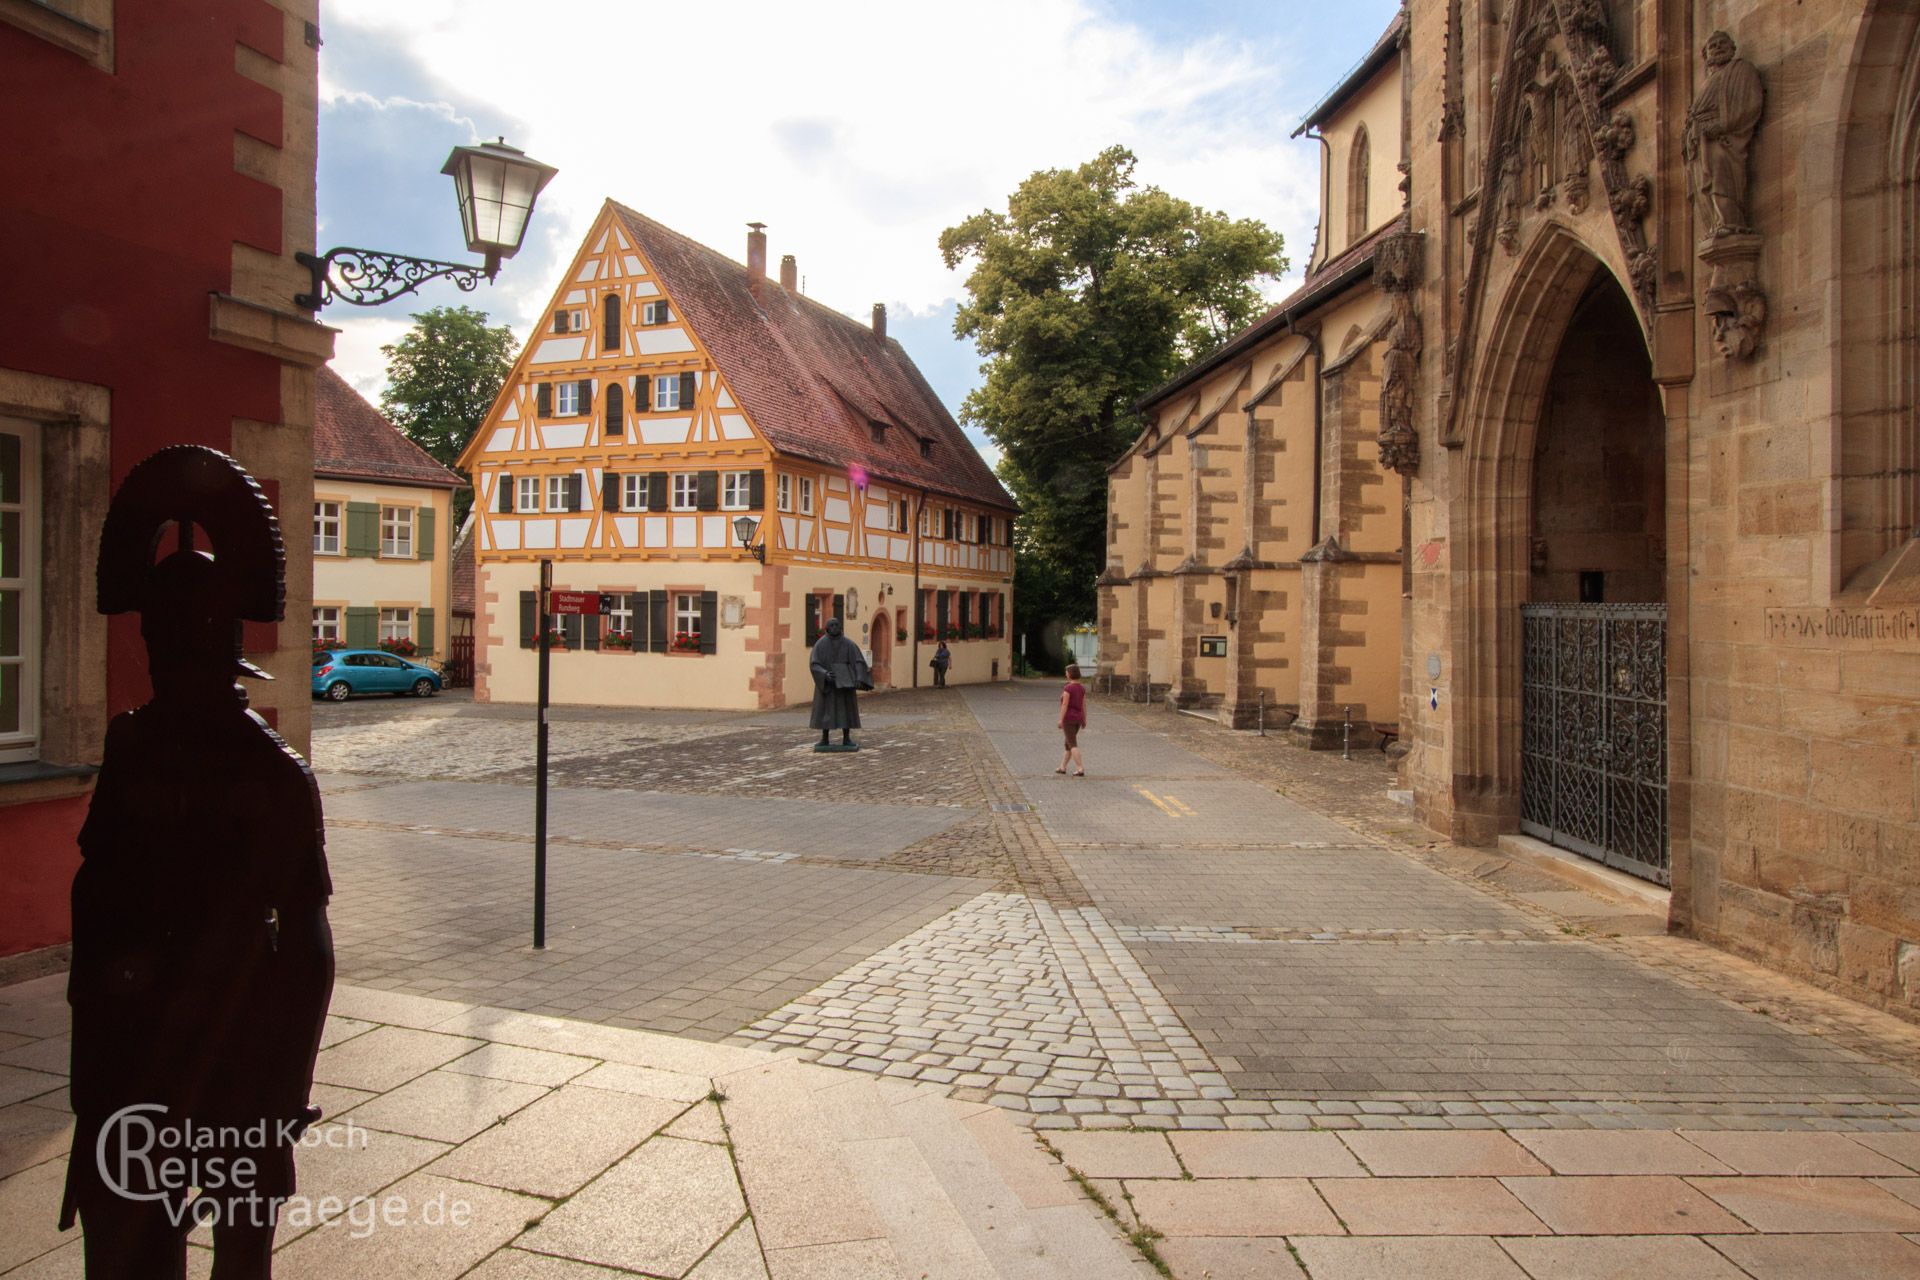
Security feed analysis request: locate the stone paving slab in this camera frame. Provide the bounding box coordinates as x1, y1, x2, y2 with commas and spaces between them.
328, 826, 989, 1039
1028, 777, 1368, 848
322, 779, 970, 860
1131, 937, 1920, 1101
1063, 846, 1537, 933
988, 728, 1231, 780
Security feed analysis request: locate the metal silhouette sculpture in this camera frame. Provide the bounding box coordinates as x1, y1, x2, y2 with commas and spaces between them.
63, 446, 334, 1280
808, 616, 868, 751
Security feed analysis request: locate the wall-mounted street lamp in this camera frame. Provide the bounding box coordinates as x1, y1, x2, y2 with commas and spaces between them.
295, 138, 558, 311
733, 515, 765, 563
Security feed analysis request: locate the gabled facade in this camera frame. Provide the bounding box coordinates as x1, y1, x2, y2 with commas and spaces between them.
311, 368, 462, 661
1100, 15, 1408, 746
458, 205, 1017, 709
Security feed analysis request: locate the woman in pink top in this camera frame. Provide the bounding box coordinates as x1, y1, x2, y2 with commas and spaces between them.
1056, 664, 1088, 777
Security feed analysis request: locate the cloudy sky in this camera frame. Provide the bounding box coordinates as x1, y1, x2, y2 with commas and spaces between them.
318, 0, 1401, 462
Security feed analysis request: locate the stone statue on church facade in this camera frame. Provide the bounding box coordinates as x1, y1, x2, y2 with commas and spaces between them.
1683, 30, 1764, 238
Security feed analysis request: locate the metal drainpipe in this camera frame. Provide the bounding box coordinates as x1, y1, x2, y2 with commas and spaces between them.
1286, 318, 1326, 546
912, 487, 926, 688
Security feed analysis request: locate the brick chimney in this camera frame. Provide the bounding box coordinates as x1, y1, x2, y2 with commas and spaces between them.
779, 254, 797, 291
746, 222, 767, 280
871, 303, 887, 342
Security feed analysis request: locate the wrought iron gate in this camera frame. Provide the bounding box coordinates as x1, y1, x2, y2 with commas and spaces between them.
1519, 603, 1668, 884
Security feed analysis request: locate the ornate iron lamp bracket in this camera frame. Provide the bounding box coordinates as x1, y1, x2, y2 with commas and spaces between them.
294, 246, 500, 311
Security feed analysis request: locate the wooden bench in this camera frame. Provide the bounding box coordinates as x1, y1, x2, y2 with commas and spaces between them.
1376, 724, 1400, 753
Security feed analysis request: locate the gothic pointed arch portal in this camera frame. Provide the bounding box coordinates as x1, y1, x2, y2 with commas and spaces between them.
1448, 223, 1677, 888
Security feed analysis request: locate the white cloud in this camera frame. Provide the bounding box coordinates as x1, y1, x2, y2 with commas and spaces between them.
328, 314, 415, 403
320, 0, 1326, 407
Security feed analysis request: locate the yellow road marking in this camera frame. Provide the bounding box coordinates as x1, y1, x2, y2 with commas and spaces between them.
1163, 795, 1197, 817
1135, 786, 1181, 817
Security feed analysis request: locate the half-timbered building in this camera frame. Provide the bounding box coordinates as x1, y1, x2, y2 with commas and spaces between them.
458, 206, 1017, 709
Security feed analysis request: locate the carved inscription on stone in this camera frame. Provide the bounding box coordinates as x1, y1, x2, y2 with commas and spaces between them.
1763, 607, 1920, 649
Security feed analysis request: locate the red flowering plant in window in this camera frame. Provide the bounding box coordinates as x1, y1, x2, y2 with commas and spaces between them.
670, 630, 702, 653
603, 629, 635, 650
379, 636, 419, 658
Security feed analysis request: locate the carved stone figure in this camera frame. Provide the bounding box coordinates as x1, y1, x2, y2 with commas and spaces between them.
1520, 48, 1561, 207
1497, 147, 1524, 254
1375, 229, 1425, 478
808, 616, 867, 750
63, 446, 333, 1280
1683, 31, 1764, 237
1558, 81, 1592, 213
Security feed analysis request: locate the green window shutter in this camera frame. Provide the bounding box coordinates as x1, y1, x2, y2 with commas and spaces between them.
648, 593, 669, 652
536, 383, 552, 418
416, 608, 436, 655
649, 472, 668, 510
602, 472, 621, 512
603, 293, 621, 350
584, 602, 600, 650
678, 372, 696, 408
697, 471, 719, 511
605, 383, 624, 437
345, 606, 377, 647
832, 593, 845, 624
699, 591, 718, 654
634, 590, 651, 650
748, 470, 766, 510
520, 590, 536, 646
345, 502, 379, 557
579, 380, 594, 412
416, 507, 436, 561
804, 594, 820, 646
497, 473, 514, 513
637, 374, 651, 410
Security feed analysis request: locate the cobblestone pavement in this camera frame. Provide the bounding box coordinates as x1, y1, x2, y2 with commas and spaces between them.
306, 682, 1920, 1139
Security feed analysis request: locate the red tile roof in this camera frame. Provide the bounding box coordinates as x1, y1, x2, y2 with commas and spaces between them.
315, 366, 467, 490
610, 204, 1014, 512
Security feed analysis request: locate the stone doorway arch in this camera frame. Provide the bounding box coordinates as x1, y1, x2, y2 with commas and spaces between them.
1446, 224, 1684, 896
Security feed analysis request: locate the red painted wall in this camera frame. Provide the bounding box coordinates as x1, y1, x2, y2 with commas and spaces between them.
0, 2, 292, 957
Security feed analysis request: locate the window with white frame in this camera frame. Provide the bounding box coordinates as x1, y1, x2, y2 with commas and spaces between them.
313, 500, 341, 555
607, 592, 635, 638
0, 420, 41, 763
380, 505, 414, 558
622, 474, 649, 511
777, 474, 792, 512
547, 475, 571, 511
552, 308, 585, 334
378, 607, 413, 644
312, 606, 341, 644
654, 375, 683, 411
799, 477, 814, 515
555, 382, 582, 416
674, 592, 700, 640
720, 471, 753, 510
671, 473, 698, 511
517, 476, 540, 512
918, 507, 929, 536
643, 300, 671, 325
893, 500, 907, 533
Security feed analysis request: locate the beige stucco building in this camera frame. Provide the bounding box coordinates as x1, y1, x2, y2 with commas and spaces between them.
311, 368, 462, 664
1100, 18, 1408, 747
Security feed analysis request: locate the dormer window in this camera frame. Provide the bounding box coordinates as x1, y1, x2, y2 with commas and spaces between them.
919, 438, 933, 459
552, 308, 585, 334
643, 300, 672, 326
870, 422, 887, 444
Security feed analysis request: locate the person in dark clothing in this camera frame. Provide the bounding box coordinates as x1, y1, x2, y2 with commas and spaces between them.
809, 616, 866, 749
931, 640, 951, 687
1056, 663, 1088, 776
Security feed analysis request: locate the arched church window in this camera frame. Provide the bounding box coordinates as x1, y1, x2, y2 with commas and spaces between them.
1348, 126, 1371, 246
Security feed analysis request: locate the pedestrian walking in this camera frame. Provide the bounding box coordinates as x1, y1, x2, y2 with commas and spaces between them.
1056, 663, 1087, 776
931, 640, 951, 688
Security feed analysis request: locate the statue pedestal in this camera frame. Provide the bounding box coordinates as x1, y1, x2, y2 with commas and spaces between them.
1697, 232, 1766, 360
813, 741, 860, 753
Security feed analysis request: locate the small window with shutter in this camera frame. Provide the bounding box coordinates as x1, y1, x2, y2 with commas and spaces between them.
604, 382, 624, 436
653, 375, 681, 411
556, 382, 581, 416
622, 474, 649, 511
643, 300, 671, 325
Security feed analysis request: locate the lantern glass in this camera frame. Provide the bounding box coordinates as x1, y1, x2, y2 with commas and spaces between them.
442, 140, 557, 263
732, 516, 759, 547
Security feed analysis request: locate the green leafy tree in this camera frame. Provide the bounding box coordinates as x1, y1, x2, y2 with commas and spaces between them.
941, 146, 1285, 636
379, 305, 518, 526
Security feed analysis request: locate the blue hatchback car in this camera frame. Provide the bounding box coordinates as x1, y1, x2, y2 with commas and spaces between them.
312, 649, 443, 701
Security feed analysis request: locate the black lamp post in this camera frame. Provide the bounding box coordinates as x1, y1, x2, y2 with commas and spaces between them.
733, 515, 765, 563
295, 138, 558, 311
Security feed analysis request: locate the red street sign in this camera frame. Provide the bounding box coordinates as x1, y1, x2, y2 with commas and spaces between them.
548, 590, 600, 616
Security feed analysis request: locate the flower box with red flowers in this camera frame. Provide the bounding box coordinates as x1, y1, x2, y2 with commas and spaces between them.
603, 630, 634, 650
379, 637, 419, 658
670, 630, 702, 653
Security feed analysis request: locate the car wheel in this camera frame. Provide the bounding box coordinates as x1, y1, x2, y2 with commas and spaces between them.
326, 681, 352, 702
412, 678, 435, 697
